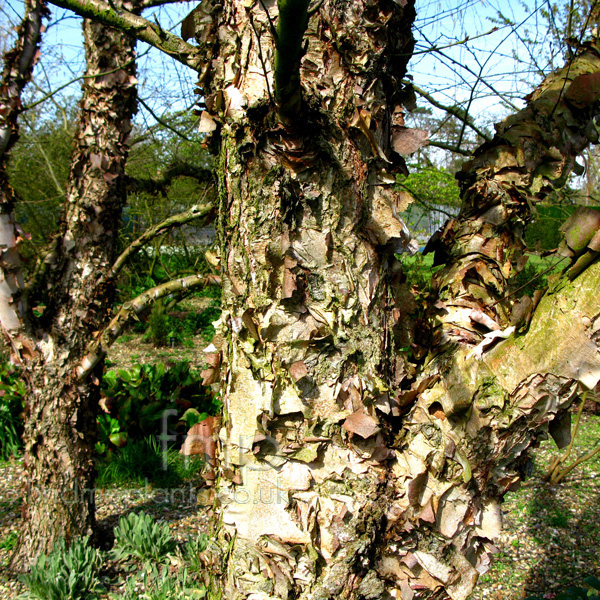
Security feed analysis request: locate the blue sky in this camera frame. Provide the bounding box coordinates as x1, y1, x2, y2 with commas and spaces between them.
410, 1, 565, 124
1, 1, 571, 137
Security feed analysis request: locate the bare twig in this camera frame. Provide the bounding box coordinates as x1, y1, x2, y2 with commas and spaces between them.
100, 200, 215, 285
412, 84, 492, 143
77, 273, 221, 380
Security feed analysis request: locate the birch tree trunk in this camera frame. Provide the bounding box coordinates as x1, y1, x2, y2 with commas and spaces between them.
183, 2, 600, 599
1, 7, 138, 565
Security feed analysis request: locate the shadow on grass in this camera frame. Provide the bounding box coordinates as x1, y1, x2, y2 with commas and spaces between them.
518, 475, 600, 599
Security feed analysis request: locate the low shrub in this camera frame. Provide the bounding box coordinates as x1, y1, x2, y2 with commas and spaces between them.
182, 534, 209, 575
146, 301, 170, 347
20, 536, 101, 600
98, 361, 221, 455
112, 511, 175, 564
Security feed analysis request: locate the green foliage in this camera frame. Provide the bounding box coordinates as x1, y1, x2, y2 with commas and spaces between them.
510, 258, 553, 298
20, 536, 102, 600
174, 303, 221, 343
525, 203, 578, 251
99, 361, 220, 453
8, 104, 76, 256
96, 414, 127, 456
146, 301, 170, 347
526, 576, 600, 600
0, 362, 25, 460
140, 298, 221, 347
96, 436, 204, 488
114, 564, 205, 600
0, 531, 18, 552
182, 534, 209, 575
120, 281, 221, 346
112, 511, 176, 564
400, 252, 436, 292
397, 167, 461, 208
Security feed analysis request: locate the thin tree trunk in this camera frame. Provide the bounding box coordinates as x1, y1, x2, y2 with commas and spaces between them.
0, 0, 46, 347
8, 10, 138, 566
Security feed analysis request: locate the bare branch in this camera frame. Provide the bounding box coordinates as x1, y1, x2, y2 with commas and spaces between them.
427, 140, 472, 156
22, 48, 150, 112
101, 201, 215, 284
137, 96, 193, 141
274, 0, 311, 119
137, 0, 190, 8
77, 273, 221, 380
47, 0, 203, 71
412, 85, 492, 143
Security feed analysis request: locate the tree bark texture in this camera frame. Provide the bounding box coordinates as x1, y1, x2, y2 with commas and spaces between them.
6, 10, 138, 566
184, 2, 600, 599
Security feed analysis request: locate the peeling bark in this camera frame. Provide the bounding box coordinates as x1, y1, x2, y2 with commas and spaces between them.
185, 0, 433, 598
8, 6, 139, 566
180, 5, 600, 600
429, 42, 600, 348
369, 41, 600, 600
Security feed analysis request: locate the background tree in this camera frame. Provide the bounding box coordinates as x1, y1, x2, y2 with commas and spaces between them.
1, 0, 216, 564
5, 0, 140, 563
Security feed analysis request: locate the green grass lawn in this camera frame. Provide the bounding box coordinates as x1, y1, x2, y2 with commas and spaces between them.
470, 410, 600, 599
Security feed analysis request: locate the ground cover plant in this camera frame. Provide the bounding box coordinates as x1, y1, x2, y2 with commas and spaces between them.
19, 536, 102, 600
111, 511, 176, 564
16, 512, 210, 599
96, 436, 205, 488
0, 363, 25, 461
0, 358, 216, 488
526, 576, 600, 600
